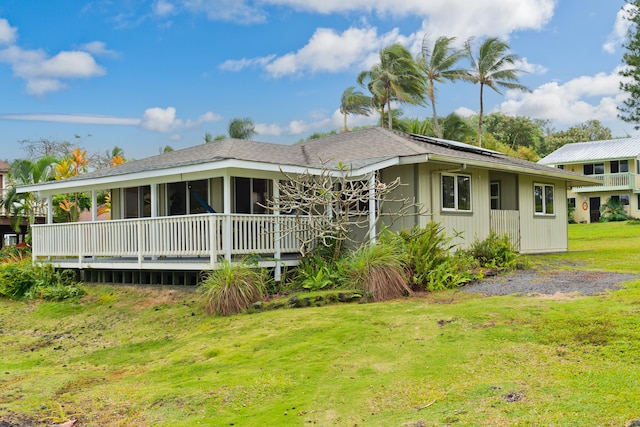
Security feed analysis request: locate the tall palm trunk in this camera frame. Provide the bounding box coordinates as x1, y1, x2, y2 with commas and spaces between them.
478, 83, 485, 147
430, 92, 441, 138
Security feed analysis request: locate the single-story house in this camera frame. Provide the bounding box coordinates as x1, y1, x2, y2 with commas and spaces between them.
539, 138, 640, 223
17, 127, 600, 285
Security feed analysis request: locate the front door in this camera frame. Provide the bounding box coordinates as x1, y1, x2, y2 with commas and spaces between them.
589, 197, 601, 223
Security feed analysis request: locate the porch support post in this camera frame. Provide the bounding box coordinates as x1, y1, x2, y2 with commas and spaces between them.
223, 173, 232, 261
90, 190, 97, 260
150, 184, 159, 260
273, 180, 281, 282
91, 190, 98, 221
368, 172, 377, 244
47, 194, 53, 224
150, 184, 159, 217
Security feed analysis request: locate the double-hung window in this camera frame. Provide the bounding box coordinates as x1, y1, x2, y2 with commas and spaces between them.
442, 173, 471, 212
534, 183, 554, 215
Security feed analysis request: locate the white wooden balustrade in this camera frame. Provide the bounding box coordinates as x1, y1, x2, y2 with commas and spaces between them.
31, 213, 319, 270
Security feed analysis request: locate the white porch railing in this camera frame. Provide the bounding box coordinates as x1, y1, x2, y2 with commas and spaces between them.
490, 209, 520, 251
572, 173, 639, 193
31, 213, 320, 268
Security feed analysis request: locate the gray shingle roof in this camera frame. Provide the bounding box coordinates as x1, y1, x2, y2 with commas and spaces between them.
25, 127, 594, 190
539, 138, 640, 165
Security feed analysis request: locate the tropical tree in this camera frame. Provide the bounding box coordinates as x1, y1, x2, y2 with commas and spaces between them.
339, 86, 373, 131
228, 117, 256, 140
440, 113, 476, 142
54, 147, 91, 222
1, 156, 57, 235
357, 43, 425, 130
619, 0, 640, 127
483, 112, 546, 150
418, 35, 469, 138
465, 37, 529, 147
541, 120, 613, 156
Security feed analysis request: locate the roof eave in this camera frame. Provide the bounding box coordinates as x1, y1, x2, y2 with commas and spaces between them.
427, 154, 603, 185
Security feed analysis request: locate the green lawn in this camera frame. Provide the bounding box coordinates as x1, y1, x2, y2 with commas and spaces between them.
1, 222, 640, 426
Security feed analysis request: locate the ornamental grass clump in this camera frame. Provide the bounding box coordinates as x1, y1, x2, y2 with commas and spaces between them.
199, 261, 267, 316
340, 240, 411, 302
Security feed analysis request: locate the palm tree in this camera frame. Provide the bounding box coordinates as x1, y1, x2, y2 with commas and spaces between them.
339, 86, 372, 131
357, 43, 425, 130
1, 155, 57, 235
441, 113, 476, 142
465, 37, 529, 147
228, 117, 256, 140
419, 35, 469, 138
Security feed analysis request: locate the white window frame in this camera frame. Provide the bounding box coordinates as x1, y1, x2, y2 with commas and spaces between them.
534, 183, 555, 216
441, 173, 472, 212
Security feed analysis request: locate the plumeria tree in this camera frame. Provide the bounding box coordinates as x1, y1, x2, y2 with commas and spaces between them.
263, 163, 421, 261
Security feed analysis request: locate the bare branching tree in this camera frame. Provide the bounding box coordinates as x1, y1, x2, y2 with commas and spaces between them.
263, 162, 424, 261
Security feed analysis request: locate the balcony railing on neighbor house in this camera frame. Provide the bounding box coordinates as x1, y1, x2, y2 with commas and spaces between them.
31, 213, 321, 270
571, 172, 640, 193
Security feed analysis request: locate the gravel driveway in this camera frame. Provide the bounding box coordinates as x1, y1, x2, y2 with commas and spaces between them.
461, 268, 638, 296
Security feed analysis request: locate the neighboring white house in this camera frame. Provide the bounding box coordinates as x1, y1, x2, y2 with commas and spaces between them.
539, 138, 640, 223
17, 127, 599, 285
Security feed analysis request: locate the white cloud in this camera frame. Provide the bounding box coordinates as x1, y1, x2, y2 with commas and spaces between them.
181, 0, 266, 24
140, 107, 223, 133
153, 0, 176, 16
454, 107, 477, 117
0, 18, 106, 95
225, 26, 411, 77
266, 27, 385, 76
255, 123, 284, 136
79, 41, 120, 58
219, 55, 276, 72
604, 3, 635, 54
514, 57, 548, 75
140, 107, 183, 132
0, 113, 140, 125
499, 68, 624, 124
263, 0, 555, 39
0, 18, 17, 45
185, 111, 222, 128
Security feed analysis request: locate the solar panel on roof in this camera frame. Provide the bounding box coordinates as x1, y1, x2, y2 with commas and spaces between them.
407, 132, 502, 156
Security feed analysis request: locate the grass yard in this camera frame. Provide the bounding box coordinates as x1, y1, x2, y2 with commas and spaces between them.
1, 222, 640, 426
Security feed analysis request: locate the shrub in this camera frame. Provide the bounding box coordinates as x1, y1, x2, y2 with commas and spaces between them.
467, 232, 517, 270
199, 261, 268, 316
600, 197, 628, 222
381, 223, 476, 292
293, 250, 341, 291
0, 260, 84, 301
0, 244, 31, 263
339, 240, 411, 302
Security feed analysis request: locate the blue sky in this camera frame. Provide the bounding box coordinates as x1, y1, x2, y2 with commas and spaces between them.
0, 0, 634, 162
